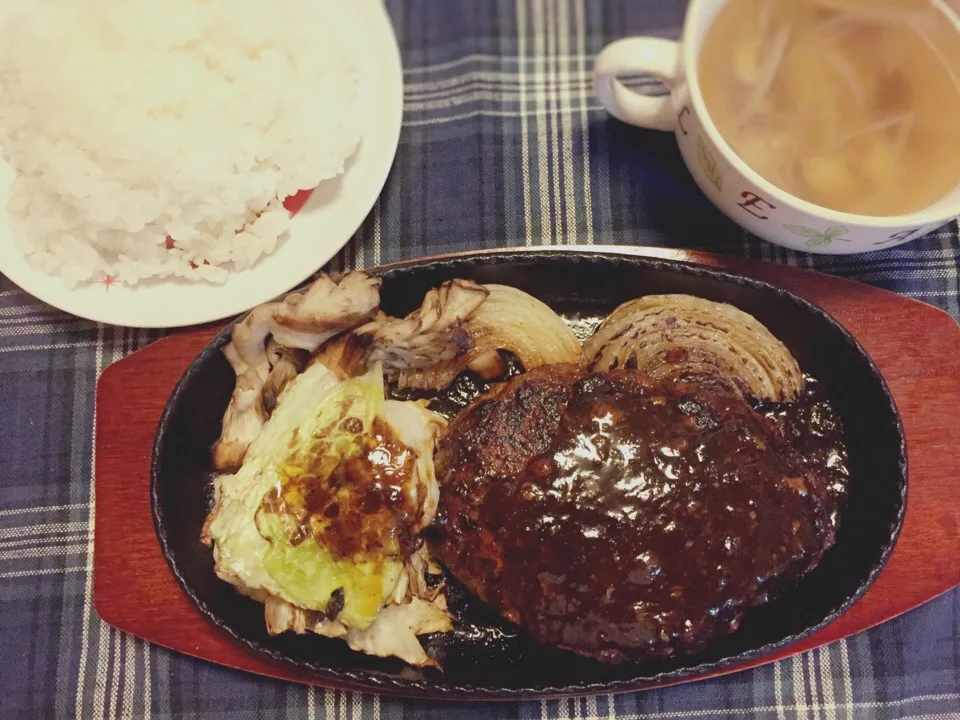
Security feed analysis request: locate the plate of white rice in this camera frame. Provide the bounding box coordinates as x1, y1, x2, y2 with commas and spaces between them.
0, 0, 402, 328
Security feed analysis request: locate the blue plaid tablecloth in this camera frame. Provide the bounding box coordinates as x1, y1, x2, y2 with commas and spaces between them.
2, 1, 959, 718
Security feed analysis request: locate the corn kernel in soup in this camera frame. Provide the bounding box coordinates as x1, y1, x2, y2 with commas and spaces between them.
699, 0, 960, 216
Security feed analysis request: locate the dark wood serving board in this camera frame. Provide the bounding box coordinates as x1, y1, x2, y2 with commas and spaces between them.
93, 246, 960, 697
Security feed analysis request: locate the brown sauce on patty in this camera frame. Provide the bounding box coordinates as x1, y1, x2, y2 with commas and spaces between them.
431, 366, 847, 662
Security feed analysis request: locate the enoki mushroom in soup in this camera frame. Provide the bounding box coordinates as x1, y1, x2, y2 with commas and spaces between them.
699, 0, 960, 216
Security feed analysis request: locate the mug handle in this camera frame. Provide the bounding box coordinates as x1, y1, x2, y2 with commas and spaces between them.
594, 38, 681, 131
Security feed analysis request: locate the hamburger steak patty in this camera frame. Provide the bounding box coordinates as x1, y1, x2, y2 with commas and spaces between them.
430, 365, 842, 663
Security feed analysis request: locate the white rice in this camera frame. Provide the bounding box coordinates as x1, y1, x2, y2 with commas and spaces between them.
0, 0, 360, 287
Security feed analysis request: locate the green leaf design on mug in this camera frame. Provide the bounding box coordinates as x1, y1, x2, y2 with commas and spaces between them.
697, 136, 723, 192
784, 224, 850, 248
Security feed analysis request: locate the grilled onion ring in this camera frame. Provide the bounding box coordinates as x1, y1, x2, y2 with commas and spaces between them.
584, 294, 802, 402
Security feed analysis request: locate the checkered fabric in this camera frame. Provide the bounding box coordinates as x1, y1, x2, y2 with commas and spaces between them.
2, 1, 959, 718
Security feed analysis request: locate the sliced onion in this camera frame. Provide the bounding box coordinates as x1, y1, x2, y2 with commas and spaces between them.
583, 294, 803, 402
398, 284, 585, 390
309, 332, 370, 381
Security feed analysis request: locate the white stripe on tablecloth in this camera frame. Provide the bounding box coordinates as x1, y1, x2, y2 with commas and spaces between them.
354, 217, 364, 271
0, 502, 89, 517
402, 105, 610, 127
325, 685, 339, 719
75, 324, 103, 720
109, 630, 122, 720
373, 200, 382, 267
403, 77, 665, 111
404, 91, 602, 113
558, 0, 578, 246
0, 542, 85, 561
94, 336, 126, 720
404, 73, 596, 98
574, 0, 594, 245
541, 0, 564, 245
352, 690, 363, 720
906, 289, 960, 297
0, 533, 86, 549
142, 640, 151, 720
794, 653, 817, 720
518, 0, 534, 246
401, 49, 680, 76
818, 644, 838, 720
0, 303, 63, 317
533, 0, 552, 248
936, 230, 960, 317
547, 0, 564, 246
0, 565, 84, 578
0, 319, 92, 336
403, 52, 583, 76
0, 520, 87, 540
122, 632, 136, 719
554, 693, 960, 718
402, 77, 664, 105
0, 340, 101, 354
326, 687, 339, 719
806, 649, 820, 720
840, 639, 854, 719
774, 659, 788, 720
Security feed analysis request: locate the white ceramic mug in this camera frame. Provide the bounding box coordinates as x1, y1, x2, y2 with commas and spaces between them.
593, 0, 960, 254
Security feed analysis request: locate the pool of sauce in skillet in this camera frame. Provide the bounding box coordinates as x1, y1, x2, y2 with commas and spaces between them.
757, 377, 850, 525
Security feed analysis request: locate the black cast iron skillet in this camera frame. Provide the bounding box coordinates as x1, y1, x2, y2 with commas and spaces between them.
151, 250, 906, 699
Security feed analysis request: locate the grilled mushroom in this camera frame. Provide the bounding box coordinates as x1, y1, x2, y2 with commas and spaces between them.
359, 281, 585, 390
357, 279, 490, 373
212, 271, 381, 470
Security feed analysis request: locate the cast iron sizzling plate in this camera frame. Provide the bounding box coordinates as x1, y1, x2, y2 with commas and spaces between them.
150, 251, 906, 698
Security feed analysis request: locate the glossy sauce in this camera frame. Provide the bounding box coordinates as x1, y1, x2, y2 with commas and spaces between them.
258, 418, 419, 562
435, 369, 847, 662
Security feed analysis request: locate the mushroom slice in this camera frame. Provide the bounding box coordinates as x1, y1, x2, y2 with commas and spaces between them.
261, 339, 309, 415
357, 279, 490, 373
584, 294, 802, 403
394, 284, 586, 391
269, 272, 382, 350
211, 347, 270, 471
212, 271, 381, 471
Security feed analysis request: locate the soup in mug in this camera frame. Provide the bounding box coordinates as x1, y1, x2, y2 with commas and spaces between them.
699, 0, 960, 216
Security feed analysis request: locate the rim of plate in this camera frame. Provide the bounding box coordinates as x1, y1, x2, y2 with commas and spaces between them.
0, 0, 403, 328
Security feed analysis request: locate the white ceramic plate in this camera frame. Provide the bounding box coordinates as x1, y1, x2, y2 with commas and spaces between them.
0, 0, 402, 328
